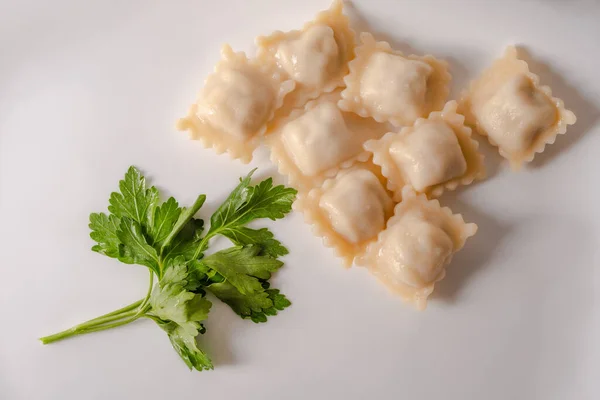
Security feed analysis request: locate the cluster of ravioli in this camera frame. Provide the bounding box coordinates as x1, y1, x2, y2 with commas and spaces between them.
178, 1, 576, 310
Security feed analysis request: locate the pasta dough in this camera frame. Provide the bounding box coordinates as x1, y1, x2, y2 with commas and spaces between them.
294, 163, 395, 266
177, 45, 294, 163
339, 32, 451, 127
459, 46, 576, 169
365, 101, 485, 200
357, 187, 477, 310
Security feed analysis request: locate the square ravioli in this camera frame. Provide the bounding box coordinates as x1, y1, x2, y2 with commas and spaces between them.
338, 32, 451, 127
256, 0, 355, 110
364, 101, 485, 200
267, 90, 390, 190
177, 45, 294, 163
294, 163, 395, 266
356, 187, 477, 310
459, 46, 576, 170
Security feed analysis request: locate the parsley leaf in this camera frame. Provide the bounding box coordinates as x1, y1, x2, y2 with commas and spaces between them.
208, 282, 291, 323
161, 194, 206, 251
116, 217, 160, 275
157, 321, 213, 371
162, 218, 205, 263
148, 197, 181, 247
220, 226, 288, 258
89, 213, 122, 259
150, 258, 213, 371
108, 166, 159, 225
149, 267, 211, 330
202, 172, 296, 255
201, 246, 283, 295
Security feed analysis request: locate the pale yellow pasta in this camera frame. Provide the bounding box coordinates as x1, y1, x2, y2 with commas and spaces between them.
356, 187, 477, 310
177, 45, 294, 163
267, 90, 390, 190
294, 162, 395, 266
459, 46, 576, 170
339, 32, 451, 127
256, 0, 355, 111
364, 101, 485, 200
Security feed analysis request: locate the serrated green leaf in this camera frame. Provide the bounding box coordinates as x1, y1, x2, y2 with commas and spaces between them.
162, 218, 205, 263
239, 178, 297, 222
157, 320, 213, 371
108, 166, 159, 225
150, 284, 211, 328
150, 259, 213, 371
207, 171, 296, 238
208, 282, 291, 323
89, 212, 122, 258
161, 194, 206, 251
201, 246, 283, 295
220, 226, 288, 258
116, 217, 160, 275
148, 197, 181, 247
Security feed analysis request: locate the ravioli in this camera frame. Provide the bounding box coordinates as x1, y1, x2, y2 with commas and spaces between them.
365, 101, 485, 200
267, 90, 389, 190
459, 46, 576, 169
177, 45, 294, 163
356, 187, 477, 310
339, 32, 451, 127
256, 0, 355, 110
294, 163, 395, 266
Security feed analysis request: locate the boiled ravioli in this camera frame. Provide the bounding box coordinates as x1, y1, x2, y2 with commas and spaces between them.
359, 52, 433, 123
281, 102, 354, 176
177, 45, 294, 163
357, 187, 477, 310
256, 0, 355, 109
267, 90, 389, 190
294, 163, 395, 266
459, 46, 576, 169
319, 167, 393, 244
389, 121, 467, 192
477, 75, 557, 156
339, 32, 450, 127
275, 25, 340, 87
365, 101, 485, 200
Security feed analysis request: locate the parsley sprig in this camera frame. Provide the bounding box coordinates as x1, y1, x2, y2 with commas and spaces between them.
40, 167, 296, 371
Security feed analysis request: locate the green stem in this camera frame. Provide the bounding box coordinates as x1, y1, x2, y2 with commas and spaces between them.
81, 299, 143, 325
40, 269, 156, 345
192, 232, 214, 260
39, 309, 141, 344
136, 270, 155, 315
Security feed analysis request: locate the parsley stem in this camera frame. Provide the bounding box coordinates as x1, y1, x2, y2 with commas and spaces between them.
136, 269, 155, 315
82, 299, 143, 325
39, 309, 141, 344
40, 270, 156, 345
192, 231, 215, 260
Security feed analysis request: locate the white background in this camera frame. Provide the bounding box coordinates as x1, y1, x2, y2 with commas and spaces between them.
1, 1, 599, 399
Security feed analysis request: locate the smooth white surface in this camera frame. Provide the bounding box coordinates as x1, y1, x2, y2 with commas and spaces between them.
1, 1, 599, 399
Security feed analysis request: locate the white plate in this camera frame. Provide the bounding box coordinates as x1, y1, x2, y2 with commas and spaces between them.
1, 1, 599, 399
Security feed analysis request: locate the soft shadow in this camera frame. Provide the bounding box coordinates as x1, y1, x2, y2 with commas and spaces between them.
518, 47, 600, 168
432, 193, 512, 302
473, 135, 505, 181
200, 299, 237, 366
344, 1, 420, 55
